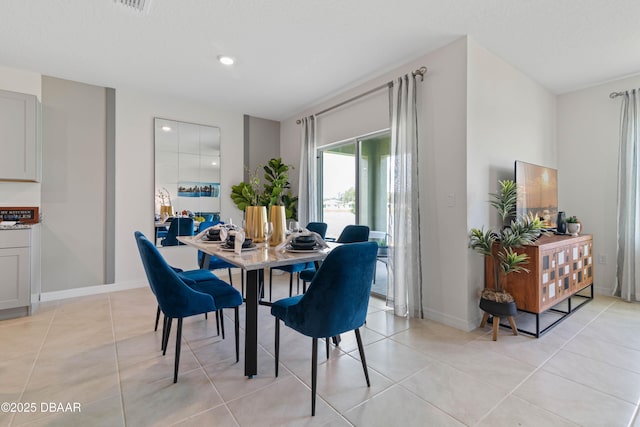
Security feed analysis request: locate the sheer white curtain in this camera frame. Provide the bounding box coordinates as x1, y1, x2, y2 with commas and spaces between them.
387, 74, 423, 317
298, 116, 317, 224
615, 90, 640, 302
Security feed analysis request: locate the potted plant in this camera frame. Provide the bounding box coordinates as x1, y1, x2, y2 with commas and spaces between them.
230, 158, 299, 244
566, 215, 581, 236
469, 180, 545, 320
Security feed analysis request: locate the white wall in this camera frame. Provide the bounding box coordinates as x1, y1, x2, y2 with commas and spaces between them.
115, 89, 244, 284
0, 65, 42, 207
466, 39, 557, 324
556, 74, 640, 294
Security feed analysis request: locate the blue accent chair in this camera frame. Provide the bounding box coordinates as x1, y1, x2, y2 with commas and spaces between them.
160, 217, 194, 246
268, 222, 328, 301
300, 224, 370, 291
271, 241, 378, 416
135, 231, 243, 383
197, 220, 239, 282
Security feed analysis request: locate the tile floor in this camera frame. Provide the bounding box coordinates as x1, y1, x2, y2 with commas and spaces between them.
1, 272, 639, 427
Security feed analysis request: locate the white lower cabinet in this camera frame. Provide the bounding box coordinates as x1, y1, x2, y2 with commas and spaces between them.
0, 227, 40, 318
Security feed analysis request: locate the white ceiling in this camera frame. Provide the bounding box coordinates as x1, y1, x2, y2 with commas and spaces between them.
1, 0, 639, 121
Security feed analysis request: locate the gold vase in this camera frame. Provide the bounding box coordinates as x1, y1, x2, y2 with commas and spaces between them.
245, 206, 267, 242
159, 205, 174, 221
269, 205, 287, 246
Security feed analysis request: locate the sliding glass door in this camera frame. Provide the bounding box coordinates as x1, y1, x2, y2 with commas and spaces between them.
319, 131, 390, 295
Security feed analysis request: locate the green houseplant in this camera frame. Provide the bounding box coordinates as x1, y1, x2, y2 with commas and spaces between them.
230, 158, 299, 244
469, 180, 545, 305
230, 158, 298, 218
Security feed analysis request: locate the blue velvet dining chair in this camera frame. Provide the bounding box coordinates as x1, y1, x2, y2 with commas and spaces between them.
160, 217, 194, 246
135, 231, 243, 383
271, 241, 378, 416
136, 230, 226, 336
299, 224, 370, 292
268, 222, 328, 301
197, 220, 239, 288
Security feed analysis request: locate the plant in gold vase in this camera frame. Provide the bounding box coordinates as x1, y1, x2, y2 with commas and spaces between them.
469, 180, 546, 339
230, 158, 299, 245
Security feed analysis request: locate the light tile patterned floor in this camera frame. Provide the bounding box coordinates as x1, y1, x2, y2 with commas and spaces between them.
1, 273, 639, 426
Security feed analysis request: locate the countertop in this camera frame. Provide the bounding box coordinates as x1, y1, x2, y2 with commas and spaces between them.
0, 224, 34, 230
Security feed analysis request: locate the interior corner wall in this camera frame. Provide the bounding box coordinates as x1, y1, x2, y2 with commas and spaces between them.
0, 65, 42, 207
245, 115, 280, 178
556, 74, 640, 295
466, 38, 557, 324
41, 76, 107, 292
114, 89, 244, 285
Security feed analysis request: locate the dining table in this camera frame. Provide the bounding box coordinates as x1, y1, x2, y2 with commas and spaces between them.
177, 235, 336, 378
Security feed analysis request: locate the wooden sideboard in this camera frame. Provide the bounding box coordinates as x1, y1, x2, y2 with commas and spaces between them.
485, 234, 594, 336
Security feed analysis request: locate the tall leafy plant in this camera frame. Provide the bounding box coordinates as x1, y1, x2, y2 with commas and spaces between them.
230, 158, 299, 219
469, 180, 545, 299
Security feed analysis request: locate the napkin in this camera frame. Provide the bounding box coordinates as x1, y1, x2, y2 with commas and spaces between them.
275, 229, 328, 251
194, 224, 228, 242
232, 230, 245, 254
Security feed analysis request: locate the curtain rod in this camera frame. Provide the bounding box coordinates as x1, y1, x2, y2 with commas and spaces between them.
296, 66, 427, 124
610, 91, 625, 99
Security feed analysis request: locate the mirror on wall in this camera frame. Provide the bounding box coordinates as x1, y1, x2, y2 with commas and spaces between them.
154, 118, 221, 246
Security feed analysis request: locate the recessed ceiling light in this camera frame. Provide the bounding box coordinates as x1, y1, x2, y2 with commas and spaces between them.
161, 126, 171, 132
212, 161, 217, 166
218, 55, 235, 66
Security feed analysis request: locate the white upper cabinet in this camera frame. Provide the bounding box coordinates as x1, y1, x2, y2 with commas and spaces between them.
0, 89, 40, 182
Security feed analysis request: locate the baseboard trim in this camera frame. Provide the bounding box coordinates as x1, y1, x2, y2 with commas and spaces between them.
40, 280, 147, 302
423, 307, 477, 332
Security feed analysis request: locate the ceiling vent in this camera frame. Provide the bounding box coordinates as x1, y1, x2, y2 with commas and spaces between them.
115, 0, 153, 14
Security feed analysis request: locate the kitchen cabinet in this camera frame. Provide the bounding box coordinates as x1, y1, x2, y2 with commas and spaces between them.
0, 89, 41, 182
0, 226, 40, 319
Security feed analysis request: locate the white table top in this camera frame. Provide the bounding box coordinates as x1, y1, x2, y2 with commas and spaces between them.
177, 236, 337, 271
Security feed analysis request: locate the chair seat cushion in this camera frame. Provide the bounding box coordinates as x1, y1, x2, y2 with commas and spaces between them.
178, 269, 219, 283
271, 295, 303, 321
189, 278, 243, 309
207, 257, 235, 271
273, 262, 314, 274
299, 268, 316, 282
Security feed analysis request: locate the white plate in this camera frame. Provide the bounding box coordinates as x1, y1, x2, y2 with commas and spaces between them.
220, 245, 257, 252
200, 239, 224, 244
285, 246, 322, 253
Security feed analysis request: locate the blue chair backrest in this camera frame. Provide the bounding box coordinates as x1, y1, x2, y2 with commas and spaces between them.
306, 222, 328, 239
196, 220, 224, 264
161, 217, 195, 246
286, 241, 378, 338
337, 225, 370, 243
135, 231, 215, 317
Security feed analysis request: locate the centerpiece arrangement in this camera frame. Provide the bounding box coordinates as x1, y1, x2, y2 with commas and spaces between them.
230, 158, 298, 245
469, 180, 545, 338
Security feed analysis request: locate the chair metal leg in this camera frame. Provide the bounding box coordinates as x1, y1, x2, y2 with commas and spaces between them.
216, 309, 220, 336
325, 337, 330, 359
288, 273, 293, 297
174, 318, 183, 383
228, 268, 233, 285
161, 315, 168, 351
154, 306, 161, 331
311, 338, 318, 416
162, 317, 173, 356
269, 268, 273, 301
302, 280, 307, 294
354, 328, 370, 387
296, 273, 300, 294
241, 270, 245, 298
220, 309, 225, 339
205, 312, 208, 320
274, 318, 280, 377
234, 307, 240, 363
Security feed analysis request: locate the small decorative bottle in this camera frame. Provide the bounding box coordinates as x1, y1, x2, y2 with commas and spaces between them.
556, 211, 567, 234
